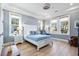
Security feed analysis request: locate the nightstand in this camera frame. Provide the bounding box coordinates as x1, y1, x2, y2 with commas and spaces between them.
14, 35, 23, 44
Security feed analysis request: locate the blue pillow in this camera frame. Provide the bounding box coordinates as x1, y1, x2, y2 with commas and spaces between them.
30, 31, 36, 35
40, 30, 46, 35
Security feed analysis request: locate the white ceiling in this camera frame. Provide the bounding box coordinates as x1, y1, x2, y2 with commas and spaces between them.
2, 3, 79, 20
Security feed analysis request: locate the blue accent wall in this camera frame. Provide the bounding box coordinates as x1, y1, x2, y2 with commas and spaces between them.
3, 9, 10, 43
51, 34, 70, 40
3, 9, 79, 43
70, 11, 79, 36
50, 11, 79, 40
3, 9, 38, 43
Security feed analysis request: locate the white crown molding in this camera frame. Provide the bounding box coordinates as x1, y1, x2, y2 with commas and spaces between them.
1, 3, 79, 20
1, 4, 40, 20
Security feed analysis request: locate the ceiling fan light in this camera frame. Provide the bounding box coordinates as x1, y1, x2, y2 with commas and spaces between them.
43, 3, 51, 10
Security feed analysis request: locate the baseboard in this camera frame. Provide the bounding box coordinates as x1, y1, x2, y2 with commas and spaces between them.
53, 38, 69, 43
3, 40, 24, 47
2, 42, 15, 47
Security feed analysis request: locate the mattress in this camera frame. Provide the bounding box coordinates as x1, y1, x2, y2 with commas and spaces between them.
25, 34, 52, 42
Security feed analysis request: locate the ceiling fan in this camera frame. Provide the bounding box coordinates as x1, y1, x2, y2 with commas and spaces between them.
43, 3, 51, 10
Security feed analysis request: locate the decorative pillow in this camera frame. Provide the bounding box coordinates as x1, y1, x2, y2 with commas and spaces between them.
40, 30, 46, 34
35, 31, 40, 34
30, 31, 36, 35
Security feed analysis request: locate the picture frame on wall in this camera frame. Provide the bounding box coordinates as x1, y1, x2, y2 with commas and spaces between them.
74, 20, 79, 28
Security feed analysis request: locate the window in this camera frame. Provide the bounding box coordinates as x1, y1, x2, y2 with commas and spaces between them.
45, 24, 50, 33
50, 16, 70, 35
60, 17, 70, 35
50, 20, 58, 34
38, 20, 44, 30
9, 13, 22, 36
11, 18, 19, 33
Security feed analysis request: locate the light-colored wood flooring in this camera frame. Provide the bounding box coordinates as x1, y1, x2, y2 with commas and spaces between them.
17, 40, 78, 56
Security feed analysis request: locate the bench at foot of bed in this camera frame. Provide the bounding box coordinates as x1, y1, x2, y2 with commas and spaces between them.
36, 42, 53, 51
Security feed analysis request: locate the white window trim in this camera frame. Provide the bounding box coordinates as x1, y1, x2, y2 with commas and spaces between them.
9, 12, 22, 36
50, 16, 70, 35
59, 16, 70, 35
50, 19, 59, 34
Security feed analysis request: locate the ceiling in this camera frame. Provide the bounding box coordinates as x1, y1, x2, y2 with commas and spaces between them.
2, 3, 79, 20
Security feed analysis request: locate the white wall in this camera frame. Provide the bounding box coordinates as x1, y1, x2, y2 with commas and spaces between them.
2, 9, 38, 43
23, 24, 37, 37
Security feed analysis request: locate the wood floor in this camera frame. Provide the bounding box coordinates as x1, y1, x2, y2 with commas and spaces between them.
17, 40, 78, 56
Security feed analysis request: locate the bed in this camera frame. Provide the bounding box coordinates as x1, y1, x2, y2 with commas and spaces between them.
24, 34, 53, 50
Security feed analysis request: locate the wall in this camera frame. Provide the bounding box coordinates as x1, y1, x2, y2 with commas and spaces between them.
3, 8, 79, 42
22, 15, 38, 37
23, 24, 37, 37
3, 9, 38, 43
70, 11, 79, 36
0, 4, 1, 19
0, 4, 3, 52
0, 5, 3, 42
22, 15, 38, 25
49, 11, 79, 40
3, 9, 10, 43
